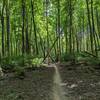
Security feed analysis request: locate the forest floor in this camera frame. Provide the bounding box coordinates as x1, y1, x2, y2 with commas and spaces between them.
0, 62, 100, 100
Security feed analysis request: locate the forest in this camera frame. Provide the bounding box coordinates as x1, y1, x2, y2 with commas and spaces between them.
0, 0, 100, 100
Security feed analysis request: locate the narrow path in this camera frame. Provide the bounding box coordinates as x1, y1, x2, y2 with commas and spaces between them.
52, 64, 68, 100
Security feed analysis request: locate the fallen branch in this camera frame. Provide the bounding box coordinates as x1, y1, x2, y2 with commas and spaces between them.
43, 36, 59, 62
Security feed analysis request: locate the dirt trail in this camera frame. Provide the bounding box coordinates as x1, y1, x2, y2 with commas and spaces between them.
52, 64, 68, 100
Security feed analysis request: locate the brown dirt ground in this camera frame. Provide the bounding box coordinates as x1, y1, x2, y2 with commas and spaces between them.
58, 63, 100, 100
0, 63, 100, 100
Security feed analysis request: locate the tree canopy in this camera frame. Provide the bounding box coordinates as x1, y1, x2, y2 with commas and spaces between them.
0, 0, 100, 62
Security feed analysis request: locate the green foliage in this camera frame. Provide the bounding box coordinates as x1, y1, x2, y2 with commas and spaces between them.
0, 55, 45, 72
61, 52, 100, 66
61, 53, 75, 62
32, 58, 43, 67
76, 52, 100, 66
1, 56, 25, 71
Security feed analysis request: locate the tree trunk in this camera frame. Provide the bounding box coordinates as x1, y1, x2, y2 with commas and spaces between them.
31, 0, 38, 55
6, 0, 10, 56
1, 1, 5, 56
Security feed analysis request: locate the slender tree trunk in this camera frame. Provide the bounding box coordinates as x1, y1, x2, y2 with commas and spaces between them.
57, 0, 61, 62
96, 8, 100, 38
22, 0, 25, 55
6, 0, 10, 56
65, 8, 68, 53
26, 15, 30, 54
82, 12, 85, 51
45, 0, 50, 63
1, 1, 5, 56
86, 0, 94, 53
69, 0, 72, 53
29, 17, 32, 54
91, 0, 98, 56
31, 0, 38, 55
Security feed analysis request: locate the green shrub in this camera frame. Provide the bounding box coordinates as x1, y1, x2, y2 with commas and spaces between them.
61, 53, 76, 62
32, 58, 43, 67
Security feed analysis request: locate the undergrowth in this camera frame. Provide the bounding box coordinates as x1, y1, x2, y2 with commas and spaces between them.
0, 52, 100, 77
